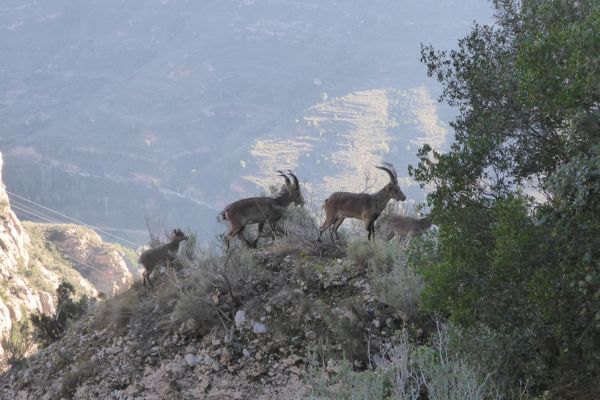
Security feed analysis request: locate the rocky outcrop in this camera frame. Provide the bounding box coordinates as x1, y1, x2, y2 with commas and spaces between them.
42, 225, 133, 296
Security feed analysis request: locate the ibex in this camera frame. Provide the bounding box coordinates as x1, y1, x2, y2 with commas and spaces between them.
219, 170, 304, 250
317, 162, 406, 242
384, 214, 433, 241
139, 228, 188, 287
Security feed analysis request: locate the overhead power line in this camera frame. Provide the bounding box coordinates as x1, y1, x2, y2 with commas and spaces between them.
6, 190, 142, 248
6, 204, 118, 279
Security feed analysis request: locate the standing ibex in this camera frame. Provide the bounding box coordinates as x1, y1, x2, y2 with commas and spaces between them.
317, 162, 406, 242
219, 170, 304, 250
140, 228, 188, 287
384, 214, 433, 241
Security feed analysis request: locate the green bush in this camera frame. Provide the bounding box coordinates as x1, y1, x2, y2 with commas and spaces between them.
31, 282, 88, 346
1, 320, 34, 368
410, 0, 600, 395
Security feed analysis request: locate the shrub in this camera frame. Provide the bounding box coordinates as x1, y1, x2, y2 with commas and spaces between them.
1, 320, 34, 368
347, 240, 397, 272
172, 247, 265, 336
60, 360, 98, 399
308, 327, 502, 400
31, 282, 88, 346
272, 204, 321, 256
370, 256, 424, 322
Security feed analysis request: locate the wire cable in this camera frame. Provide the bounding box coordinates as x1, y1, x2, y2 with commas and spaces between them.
9, 204, 126, 279
6, 190, 142, 248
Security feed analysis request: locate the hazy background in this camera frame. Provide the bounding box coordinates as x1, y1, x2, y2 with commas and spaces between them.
0, 0, 492, 244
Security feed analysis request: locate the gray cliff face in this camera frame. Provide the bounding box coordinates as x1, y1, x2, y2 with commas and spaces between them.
0, 151, 54, 342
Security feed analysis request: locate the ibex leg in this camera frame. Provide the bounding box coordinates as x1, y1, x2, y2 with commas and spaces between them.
332, 217, 345, 240
317, 219, 333, 242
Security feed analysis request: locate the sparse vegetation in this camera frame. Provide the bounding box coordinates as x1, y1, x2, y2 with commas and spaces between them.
30, 282, 88, 346
308, 327, 500, 400
370, 256, 423, 322
1, 321, 34, 368
59, 360, 98, 399
347, 239, 397, 272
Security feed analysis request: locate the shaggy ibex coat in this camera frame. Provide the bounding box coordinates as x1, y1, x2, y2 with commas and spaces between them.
219, 171, 303, 250
139, 228, 188, 287
318, 162, 406, 242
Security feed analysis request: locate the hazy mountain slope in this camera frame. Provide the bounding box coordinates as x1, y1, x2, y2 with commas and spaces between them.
0, 0, 492, 241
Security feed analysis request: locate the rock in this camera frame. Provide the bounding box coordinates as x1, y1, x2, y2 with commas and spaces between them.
185, 354, 200, 367
304, 330, 316, 340
234, 310, 246, 327
253, 322, 267, 334
220, 348, 232, 364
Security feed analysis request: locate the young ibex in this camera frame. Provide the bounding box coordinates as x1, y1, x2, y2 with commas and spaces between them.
219, 170, 304, 250
384, 214, 433, 241
139, 228, 188, 287
317, 162, 406, 242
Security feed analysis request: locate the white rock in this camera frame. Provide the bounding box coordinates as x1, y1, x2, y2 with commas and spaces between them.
253, 322, 267, 334
185, 353, 199, 367
234, 310, 246, 327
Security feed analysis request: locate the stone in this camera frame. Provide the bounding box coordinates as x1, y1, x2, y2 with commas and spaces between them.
304, 330, 316, 340
220, 348, 232, 364
253, 322, 267, 334
234, 310, 246, 327
185, 354, 200, 367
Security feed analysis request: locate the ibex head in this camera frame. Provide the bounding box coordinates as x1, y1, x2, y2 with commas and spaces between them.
278, 170, 304, 206
376, 162, 406, 201
286, 170, 304, 206
170, 228, 189, 243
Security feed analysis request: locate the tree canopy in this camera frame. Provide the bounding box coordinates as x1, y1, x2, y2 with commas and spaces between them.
411, 0, 600, 396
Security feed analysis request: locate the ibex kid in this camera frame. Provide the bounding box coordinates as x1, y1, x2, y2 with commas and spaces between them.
139, 228, 188, 287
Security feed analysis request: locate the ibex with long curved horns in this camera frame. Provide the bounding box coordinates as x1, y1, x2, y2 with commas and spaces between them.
317, 162, 406, 242
219, 171, 304, 250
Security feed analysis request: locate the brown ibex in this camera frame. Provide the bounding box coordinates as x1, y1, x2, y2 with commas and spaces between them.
384, 214, 433, 241
317, 162, 406, 242
219, 170, 304, 250
139, 228, 188, 287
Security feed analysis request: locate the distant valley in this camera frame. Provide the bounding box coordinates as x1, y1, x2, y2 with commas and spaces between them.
0, 0, 492, 242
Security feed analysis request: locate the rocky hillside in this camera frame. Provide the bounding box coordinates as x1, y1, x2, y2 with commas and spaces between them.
0, 218, 431, 399
0, 151, 135, 356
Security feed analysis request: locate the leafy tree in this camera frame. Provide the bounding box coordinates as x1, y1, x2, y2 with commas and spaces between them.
411, 0, 600, 396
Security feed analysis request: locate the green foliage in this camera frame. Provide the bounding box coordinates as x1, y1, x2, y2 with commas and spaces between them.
1, 320, 34, 368
412, 0, 600, 396
31, 282, 88, 346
